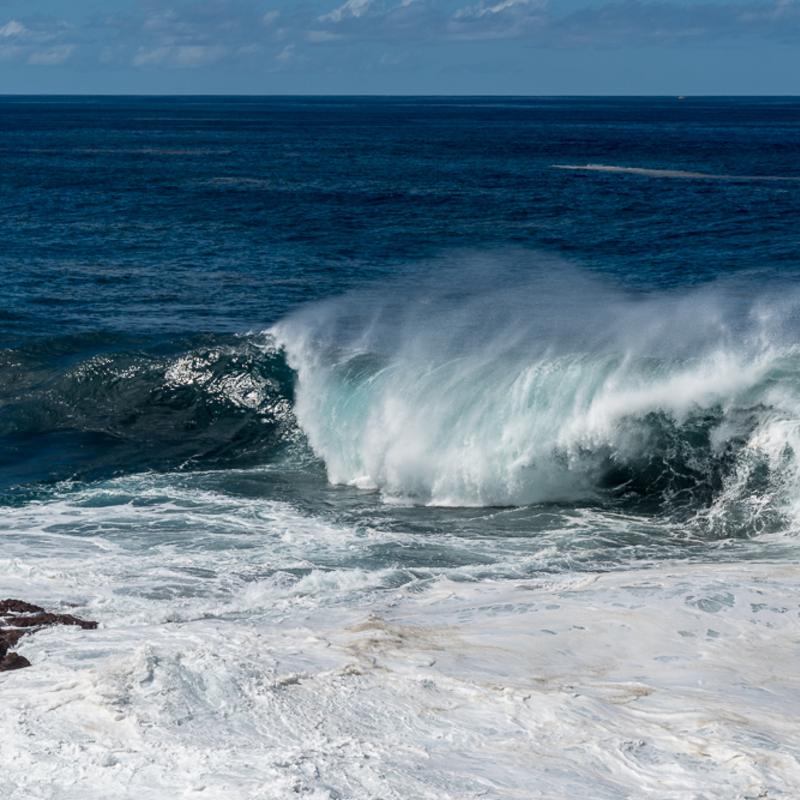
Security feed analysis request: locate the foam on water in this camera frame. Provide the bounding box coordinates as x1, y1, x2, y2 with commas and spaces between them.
1, 474, 799, 799
6, 258, 800, 797
553, 164, 800, 182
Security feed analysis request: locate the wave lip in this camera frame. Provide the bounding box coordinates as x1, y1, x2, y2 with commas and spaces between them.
552, 163, 800, 182
272, 254, 800, 532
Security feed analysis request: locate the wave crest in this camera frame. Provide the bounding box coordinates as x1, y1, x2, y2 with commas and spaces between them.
272, 253, 800, 532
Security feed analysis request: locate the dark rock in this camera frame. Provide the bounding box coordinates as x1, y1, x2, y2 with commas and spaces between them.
0, 628, 26, 648
0, 599, 97, 673
0, 599, 45, 614
2, 612, 98, 631
0, 652, 31, 672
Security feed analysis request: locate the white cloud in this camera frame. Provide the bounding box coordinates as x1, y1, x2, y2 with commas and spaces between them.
174, 44, 227, 67
132, 46, 168, 67
554, 0, 800, 45
133, 44, 227, 68
0, 19, 26, 38
0, 17, 79, 65
27, 44, 75, 66
262, 10, 281, 26
455, 0, 541, 18
320, 0, 375, 23
275, 43, 295, 63
3, 0, 800, 77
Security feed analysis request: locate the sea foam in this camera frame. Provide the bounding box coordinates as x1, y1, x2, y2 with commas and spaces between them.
1, 475, 798, 799
552, 163, 800, 182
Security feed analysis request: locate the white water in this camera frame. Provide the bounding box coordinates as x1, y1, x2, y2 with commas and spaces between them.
5, 263, 800, 797
273, 260, 800, 517
2, 474, 799, 799
552, 164, 800, 182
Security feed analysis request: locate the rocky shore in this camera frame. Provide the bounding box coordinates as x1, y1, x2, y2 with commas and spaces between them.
0, 599, 97, 672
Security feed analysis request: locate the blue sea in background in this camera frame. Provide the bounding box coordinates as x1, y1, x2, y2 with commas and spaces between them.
2, 97, 800, 799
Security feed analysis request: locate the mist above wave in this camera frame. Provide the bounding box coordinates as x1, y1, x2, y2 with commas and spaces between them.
272, 252, 800, 530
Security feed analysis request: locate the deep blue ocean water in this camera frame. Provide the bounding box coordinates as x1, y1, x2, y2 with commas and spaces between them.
2, 98, 800, 799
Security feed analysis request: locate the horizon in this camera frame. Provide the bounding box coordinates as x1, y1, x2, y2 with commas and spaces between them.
2, 93, 799, 98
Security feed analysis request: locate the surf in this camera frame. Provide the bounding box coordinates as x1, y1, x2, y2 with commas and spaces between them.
271, 253, 800, 533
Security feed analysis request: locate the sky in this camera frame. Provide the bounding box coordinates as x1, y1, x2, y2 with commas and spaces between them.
0, 0, 798, 94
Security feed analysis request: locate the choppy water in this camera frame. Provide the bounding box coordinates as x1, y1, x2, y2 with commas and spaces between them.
2, 97, 800, 799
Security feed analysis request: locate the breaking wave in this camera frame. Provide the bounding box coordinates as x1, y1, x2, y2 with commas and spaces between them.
7, 253, 800, 537
0, 334, 299, 486
272, 254, 800, 533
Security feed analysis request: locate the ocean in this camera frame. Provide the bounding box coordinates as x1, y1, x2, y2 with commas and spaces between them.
1, 96, 800, 798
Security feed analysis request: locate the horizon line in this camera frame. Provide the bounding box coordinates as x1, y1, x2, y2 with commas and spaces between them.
1, 92, 800, 99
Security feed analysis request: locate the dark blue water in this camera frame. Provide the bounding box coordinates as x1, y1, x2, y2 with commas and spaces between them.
2, 96, 800, 519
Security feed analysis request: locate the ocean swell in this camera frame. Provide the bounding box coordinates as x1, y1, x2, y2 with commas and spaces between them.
0, 334, 298, 488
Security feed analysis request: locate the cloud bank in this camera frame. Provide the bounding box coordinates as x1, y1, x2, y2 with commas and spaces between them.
0, 0, 798, 73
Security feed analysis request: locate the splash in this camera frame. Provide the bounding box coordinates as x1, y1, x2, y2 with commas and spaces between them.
272, 253, 800, 529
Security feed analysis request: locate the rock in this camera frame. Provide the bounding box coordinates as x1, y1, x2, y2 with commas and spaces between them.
0, 600, 45, 614
0, 652, 31, 672
0, 598, 97, 673
0, 628, 26, 648
2, 612, 98, 631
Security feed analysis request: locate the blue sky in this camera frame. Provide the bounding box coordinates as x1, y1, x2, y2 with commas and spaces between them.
1, 0, 798, 94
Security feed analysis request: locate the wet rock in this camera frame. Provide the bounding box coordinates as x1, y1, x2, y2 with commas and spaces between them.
3, 612, 98, 631
0, 628, 26, 649
0, 600, 45, 614
0, 652, 31, 672
0, 598, 97, 673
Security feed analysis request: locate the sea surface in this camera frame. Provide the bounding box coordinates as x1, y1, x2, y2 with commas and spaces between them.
1, 96, 800, 799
